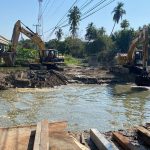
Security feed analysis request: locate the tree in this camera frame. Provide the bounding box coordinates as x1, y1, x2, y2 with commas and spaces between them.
112, 28, 135, 53
85, 22, 97, 41
120, 19, 129, 30
111, 2, 126, 35
55, 28, 63, 41
68, 6, 81, 38
97, 27, 106, 37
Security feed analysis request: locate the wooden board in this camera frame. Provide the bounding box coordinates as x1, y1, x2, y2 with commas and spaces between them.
137, 126, 150, 146
0, 120, 81, 150
33, 120, 49, 150
113, 132, 137, 150
0, 126, 35, 150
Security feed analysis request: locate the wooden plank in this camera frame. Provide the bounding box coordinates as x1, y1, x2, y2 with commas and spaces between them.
80, 133, 86, 145
33, 120, 49, 150
137, 126, 150, 146
0, 126, 34, 150
90, 128, 116, 150
49, 121, 67, 132
112, 132, 136, 150
72, 136, 90, 150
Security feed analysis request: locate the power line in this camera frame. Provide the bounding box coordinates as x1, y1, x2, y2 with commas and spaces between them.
44, 0, 79, 38
47, 0, 66, 17
46, 0, 115, 39
59, 0, 115, 29
81, 0, 107, 16
53, 0, 108, 30
81, 0, 115, 20
80, 0, 94, 11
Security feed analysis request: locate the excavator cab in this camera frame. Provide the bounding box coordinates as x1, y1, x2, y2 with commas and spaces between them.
134, 50, 143, 66
42, 49, 64, 63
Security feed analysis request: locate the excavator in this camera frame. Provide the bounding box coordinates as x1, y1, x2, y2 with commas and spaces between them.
116, 26, 150, 86
0, 20, 64, 70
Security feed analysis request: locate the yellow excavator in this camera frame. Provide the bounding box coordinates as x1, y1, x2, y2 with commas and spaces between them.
0, 20, 64, 70
115, 26, 150, 86
116, 26, 149, 75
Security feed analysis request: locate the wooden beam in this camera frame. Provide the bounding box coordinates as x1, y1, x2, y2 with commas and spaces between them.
49, 121, 67, 132
33, 120, 49, 150
112, 132, 136, 150
90, 129, 117, 150
137, 126, 150, 146
72, 136, 90, 150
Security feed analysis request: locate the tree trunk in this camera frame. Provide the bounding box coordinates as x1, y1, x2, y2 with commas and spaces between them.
110, 22, 116, 36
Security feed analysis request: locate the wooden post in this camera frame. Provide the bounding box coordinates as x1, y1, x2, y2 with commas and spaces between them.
33, 120, 49, 150
137, 126, 150, 146
112, 132, 137, 150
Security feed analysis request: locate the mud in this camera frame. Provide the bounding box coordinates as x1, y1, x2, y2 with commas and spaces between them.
0, 66, 134, 90
0, 70, 67, 89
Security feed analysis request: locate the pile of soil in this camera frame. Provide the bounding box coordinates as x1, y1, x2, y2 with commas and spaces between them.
0, 70, 68, 89
0, 72, 13, 90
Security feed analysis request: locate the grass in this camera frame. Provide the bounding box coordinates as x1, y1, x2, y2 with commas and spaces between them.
64, 55, 82, 66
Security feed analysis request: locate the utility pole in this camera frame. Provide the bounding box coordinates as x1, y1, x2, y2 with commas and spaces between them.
36, 0, 43, 37
33, 24, 41, 34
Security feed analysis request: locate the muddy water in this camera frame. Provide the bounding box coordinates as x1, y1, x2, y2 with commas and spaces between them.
0, 84, 149, 131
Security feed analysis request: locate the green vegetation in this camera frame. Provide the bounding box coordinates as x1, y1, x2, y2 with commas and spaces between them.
64, 55, 81, 66
12, 2, 150, 67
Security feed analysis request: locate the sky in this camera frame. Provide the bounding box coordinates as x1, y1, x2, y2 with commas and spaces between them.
0, 0, 150, 41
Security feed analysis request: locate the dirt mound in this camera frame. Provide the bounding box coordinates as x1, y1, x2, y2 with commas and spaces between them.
28, 70, 67, 88
0, 70, 68, 89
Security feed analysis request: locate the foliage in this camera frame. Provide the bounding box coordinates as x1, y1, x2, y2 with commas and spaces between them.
55, 28, 63, 41
86, 35, 114, 55
120, 19, 130, 30
64, 55, 81, 66
85, 23, 106, 41
112, 28, 135, 53
68, 6, 81, 38
85, 22, 97, 41
111, 2, 126, 35
45, 39, 58, 49
64, 37, 85, 57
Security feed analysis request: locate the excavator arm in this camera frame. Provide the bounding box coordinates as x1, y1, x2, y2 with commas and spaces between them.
11, 20, 45, 56
127, 26, 148, 65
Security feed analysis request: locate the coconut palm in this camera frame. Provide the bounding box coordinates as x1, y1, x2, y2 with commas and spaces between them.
55, 28, 63, 41
68, 6, 81, 38
111, 2, 126, 35
120, 19, 129, 30
85, 22, 97, 41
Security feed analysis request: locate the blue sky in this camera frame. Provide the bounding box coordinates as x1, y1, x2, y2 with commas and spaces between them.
0, 0, 150, 41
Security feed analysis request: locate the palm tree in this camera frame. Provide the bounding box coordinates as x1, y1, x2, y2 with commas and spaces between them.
68, 6, 81, 38
85, 22, 97, 41
111, 2, 126, 35
120, 19, 129, 30
55, 28, 63, 41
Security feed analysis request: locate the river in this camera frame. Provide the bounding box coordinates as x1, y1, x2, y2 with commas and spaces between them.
0, 84, 149, 131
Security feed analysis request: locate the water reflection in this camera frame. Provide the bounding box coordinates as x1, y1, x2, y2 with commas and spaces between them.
0, 84, 149, 131
109, 84, 150, 129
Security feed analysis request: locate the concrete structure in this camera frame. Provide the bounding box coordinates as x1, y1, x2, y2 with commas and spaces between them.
0, 35, 9, 51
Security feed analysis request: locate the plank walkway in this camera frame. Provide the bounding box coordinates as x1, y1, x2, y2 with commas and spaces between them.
0, 120, 82, 150
0, 121, 150, 150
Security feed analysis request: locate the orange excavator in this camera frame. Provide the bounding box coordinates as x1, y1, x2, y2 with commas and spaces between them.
0, 20, 64, 70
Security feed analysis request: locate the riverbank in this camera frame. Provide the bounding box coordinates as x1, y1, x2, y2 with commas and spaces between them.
0, 65, 135, 90
0, 120, 149, 150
